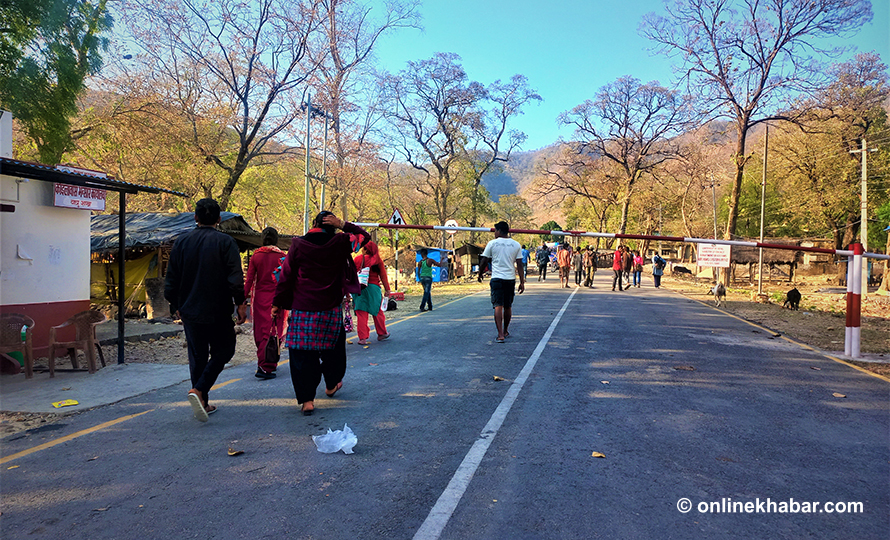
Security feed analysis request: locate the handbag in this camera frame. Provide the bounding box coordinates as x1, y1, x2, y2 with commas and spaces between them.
264, 316, 280, 364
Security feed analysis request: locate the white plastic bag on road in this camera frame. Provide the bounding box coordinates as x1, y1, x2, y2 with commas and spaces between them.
312, 423, 357, 454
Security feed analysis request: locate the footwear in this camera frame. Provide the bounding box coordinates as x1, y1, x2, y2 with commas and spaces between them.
301, 402, 314, 416
255, 368, 276, 379
326, 381, 343, 398
187, 390, 209, 422
504, 331, 510, 338
495, 337, 505, 343
419, 307, 427, 312
358, 338, 369, 345
206, 405, 217, 415
377, 333, 391, 341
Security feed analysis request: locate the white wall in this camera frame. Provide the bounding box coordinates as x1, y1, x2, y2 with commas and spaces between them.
0, 176, 91, 306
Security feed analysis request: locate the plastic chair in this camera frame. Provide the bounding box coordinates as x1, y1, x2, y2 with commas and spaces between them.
47, 310, 108, 377
0, 314, 35, 378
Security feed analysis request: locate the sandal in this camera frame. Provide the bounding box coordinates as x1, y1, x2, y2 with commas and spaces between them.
495, 337, 505, 343
325, 381, 343, 398
301, 401, 314, 416
187, 390, 209, 422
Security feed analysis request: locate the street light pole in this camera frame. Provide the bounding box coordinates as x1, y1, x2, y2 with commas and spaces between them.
303, 94, 312, 235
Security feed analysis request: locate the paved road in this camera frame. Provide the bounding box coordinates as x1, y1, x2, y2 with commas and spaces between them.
2, 280, 888, 539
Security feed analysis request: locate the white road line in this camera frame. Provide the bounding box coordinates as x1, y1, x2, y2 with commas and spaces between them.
413, 288, 579, 540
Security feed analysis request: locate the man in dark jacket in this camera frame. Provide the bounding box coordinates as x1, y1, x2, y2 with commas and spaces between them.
165, 198, 247, 422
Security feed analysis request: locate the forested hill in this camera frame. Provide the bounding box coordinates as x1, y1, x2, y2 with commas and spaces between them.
481, 146, 552, 201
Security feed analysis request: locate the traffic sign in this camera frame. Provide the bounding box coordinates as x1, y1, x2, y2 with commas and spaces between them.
444, 219, 459, 235
388, 208, 406, 225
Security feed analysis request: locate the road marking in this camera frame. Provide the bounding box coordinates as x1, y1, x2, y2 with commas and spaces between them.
346, 292, 479, 343
211, 378, 241, 390
413, 288, 578, 540
0, 410, 153, 465
683, 293, 890, 383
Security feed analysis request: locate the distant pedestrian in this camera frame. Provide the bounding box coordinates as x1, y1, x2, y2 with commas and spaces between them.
632, 250, 644, 288
557, 244, 572, 289
535, 242, 550, 281
583, 246, 597, 287
352, 241, 391, 345
652, 252, 666, 288
572, 246, 583, 287
612, 245, 624, 291
164, 198, 247, 422
417, 249, 442, 311
521, 245, 530, 279
244, 227, 287, 379
478, 221, 525, 343
272, 211, 370, 416
621, 246, 634, 289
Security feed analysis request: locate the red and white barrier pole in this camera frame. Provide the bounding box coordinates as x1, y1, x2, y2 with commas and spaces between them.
845, 243, 863, 358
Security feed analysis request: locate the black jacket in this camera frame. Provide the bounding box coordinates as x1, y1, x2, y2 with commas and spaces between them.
164, 225, 245, 323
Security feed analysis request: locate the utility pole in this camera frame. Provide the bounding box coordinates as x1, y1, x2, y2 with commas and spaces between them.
758, 125, 768, 295
850, 139, 876, 298
302, 95, 332, 234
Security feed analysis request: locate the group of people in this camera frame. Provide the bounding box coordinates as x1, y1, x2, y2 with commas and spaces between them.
165, 199, 667, 423
165, 199, 380, 420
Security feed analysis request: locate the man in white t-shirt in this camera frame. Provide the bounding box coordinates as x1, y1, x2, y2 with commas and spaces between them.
478, 221, 525, 343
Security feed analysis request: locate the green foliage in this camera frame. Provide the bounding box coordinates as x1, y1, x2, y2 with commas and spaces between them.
0, 0, 112, 164
539, 220, 562, 243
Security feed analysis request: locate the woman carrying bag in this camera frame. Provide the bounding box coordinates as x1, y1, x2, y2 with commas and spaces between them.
352, 241, 391, 345
244, 227, 287, 379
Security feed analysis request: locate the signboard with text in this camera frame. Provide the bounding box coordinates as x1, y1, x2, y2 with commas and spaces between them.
697, 243, 732, 268
54, 183, 107, 210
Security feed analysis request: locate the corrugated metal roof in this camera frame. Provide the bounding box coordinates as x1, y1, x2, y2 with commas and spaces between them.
0, 157, 186, 196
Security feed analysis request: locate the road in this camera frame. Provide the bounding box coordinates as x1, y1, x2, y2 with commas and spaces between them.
1, 280, 888, 539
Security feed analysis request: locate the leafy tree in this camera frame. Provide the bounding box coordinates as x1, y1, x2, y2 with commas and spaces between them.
539, 220, 563, 243
0, 0, 112, 164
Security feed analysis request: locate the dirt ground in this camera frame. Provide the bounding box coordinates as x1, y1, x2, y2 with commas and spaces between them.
3, 276, 886, 435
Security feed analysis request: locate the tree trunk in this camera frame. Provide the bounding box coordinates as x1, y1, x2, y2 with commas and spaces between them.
878, 233, 890, 295
721, 124, 748, 285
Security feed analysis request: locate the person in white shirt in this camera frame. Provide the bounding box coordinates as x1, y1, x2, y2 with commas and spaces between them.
478, 221, 525, 343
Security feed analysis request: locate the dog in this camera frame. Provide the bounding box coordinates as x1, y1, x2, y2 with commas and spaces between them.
783, 288, 801, 310
710, 282, 726, 307
672, 266, 693, 276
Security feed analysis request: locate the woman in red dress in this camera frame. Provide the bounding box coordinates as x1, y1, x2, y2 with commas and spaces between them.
244, 227, 287, 379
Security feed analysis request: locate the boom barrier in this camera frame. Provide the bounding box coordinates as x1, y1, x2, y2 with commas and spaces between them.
354, 222, 888, 358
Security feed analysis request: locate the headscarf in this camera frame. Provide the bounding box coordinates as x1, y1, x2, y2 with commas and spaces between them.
357, 241, 383, 272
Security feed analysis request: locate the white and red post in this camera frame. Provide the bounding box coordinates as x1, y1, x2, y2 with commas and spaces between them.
844, 243, 863, 358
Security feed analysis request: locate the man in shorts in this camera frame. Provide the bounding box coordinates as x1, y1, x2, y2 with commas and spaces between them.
557, 243, 572, 288
478, 221, 525, 343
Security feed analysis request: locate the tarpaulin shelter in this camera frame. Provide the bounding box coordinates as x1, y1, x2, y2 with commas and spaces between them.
414, 247, 452, 282
90, 212, 292, 318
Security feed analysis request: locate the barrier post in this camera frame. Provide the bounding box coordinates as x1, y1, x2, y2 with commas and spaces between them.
844, 251, 853, 356
849, 243, 863, 358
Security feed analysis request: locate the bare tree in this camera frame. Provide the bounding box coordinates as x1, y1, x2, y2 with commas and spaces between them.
119, 0, 326, 210
559, 76, 694, 234
382, 52, 486, 246
307, 0, 420, 220
462, 75, 542, 241
642, 0, 873, 256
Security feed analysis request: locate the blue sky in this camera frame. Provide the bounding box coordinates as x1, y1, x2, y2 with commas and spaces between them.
374, 0, 890, 152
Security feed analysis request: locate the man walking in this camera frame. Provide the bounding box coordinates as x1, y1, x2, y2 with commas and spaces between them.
478, 221, 525, 343
557, 244, 572, 289
535, 242, 550, 281
612, 245, 625, 291
165, 198, 247, 422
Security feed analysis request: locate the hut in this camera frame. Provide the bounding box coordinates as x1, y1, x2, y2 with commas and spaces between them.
724, 239, 802, 283
90, 211, 292, 318
454, 243, 484, 277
